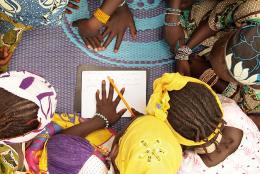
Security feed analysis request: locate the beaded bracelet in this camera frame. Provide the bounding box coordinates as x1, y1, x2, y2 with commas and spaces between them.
165, 12, 181, 16
165, 21, 181, 27
222, 82, 238, 98
209, 75, 219, 87
175, 46, 192, 60
95, 113, 110, 128
199, 68, 215, 83
199, 68, 219, 87
166, 8, 181, 13
165, 8, 181, 16
93, 8, 110, 24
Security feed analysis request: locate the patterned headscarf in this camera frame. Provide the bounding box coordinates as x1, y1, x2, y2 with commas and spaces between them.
115, 116, 183, 174
0, 71, 57, 143
225, 23, 260, 85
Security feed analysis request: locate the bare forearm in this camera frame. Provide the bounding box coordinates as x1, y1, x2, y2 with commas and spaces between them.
187, 20, 217, 49
100, 0, 124, 16
61, 117, 105, 138
167, 0, 181, 8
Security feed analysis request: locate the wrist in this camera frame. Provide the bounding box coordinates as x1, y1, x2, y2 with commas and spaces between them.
100, 0, 123, 16
94, 113, 110, 128
92, 116, 107, 129
90, 16, 104, 28
168, 0, 181, 8
91, 116, 106, 129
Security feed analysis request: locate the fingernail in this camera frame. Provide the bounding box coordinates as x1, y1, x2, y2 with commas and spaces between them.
102, 80, 105, 84
114, 50, 118, 53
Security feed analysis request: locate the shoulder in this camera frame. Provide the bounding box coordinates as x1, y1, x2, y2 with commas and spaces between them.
218, 95, 254, 127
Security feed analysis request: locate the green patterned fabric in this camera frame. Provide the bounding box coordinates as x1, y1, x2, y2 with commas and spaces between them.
0, 143, 19, 174
232, 85, 260, 115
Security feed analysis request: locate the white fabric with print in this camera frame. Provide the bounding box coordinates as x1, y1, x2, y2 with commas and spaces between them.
178, 95, 260, 174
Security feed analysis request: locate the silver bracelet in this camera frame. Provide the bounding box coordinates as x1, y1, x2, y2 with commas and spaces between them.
165, 21, 181, 27
119, 0, 126, 7
175, 46, 192, 60
95, 113, 110, 128
166, 8, 181, 13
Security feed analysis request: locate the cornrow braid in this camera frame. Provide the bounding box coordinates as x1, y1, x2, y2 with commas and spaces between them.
0, 88, 39, 139
167, 82, 223, 142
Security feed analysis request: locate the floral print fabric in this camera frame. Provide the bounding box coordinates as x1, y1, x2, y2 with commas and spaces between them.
225, 24, 260, 85
0, 0, 68, 27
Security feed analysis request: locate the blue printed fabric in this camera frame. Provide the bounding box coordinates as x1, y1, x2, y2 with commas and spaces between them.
0, 0, 68, 27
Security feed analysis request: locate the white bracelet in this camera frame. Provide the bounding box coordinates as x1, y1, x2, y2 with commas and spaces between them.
119, 0, 126, 7
175, 46, 193, 60
95, 113, 110, 128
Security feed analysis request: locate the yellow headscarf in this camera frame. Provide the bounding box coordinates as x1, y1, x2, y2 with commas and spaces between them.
115, 116, 182, 174
146, 73, 224, 146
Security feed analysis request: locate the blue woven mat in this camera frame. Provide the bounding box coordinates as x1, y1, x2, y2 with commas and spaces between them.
9, 0, 174, 113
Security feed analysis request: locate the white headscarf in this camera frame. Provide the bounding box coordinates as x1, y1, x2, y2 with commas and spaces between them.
0, 71, 57, 143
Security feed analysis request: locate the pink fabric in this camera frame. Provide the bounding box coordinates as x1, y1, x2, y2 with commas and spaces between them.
178, 95, 260, 174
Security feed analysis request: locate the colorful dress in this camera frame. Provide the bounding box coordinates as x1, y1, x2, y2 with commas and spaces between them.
178, 96, 260, 174
0, 70, 57, 174
26, 113, 118, 174
0, 0, 69, 72
0, 142, 19, 174
180, 0, 260, 55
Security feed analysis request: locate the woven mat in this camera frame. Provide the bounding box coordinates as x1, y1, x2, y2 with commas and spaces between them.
9, 0, 174, 113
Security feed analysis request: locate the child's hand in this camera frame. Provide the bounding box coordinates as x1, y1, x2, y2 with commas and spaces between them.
102, 4, 136, 53
164, 25, 185, 52
73, 17, 103, 52
176, 60, 191, 76
0, 46, 13, 66
131, 108, 143, 117
95, 80, 127, 126
65, 0, 80, 14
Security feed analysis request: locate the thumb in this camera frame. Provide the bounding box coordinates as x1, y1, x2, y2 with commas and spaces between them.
117, 108, 127, 117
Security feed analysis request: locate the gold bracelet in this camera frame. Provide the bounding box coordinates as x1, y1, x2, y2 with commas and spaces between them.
93, 8, 110, 24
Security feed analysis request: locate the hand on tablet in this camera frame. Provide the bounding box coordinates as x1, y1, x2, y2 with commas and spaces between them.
95, 80, 127, 125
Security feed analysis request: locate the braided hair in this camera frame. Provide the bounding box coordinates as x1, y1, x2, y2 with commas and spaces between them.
167, 82, 223, 142
0, 88, 39, 139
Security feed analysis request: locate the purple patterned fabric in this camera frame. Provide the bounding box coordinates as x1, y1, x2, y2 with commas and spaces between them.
47, 134, 95, 174
0, 71, 57, 143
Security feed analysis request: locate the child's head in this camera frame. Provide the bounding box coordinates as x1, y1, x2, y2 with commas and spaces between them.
112, 116, 183, 174
0, 88, 39, 140
0, 71, 57, 143
146, 73, 224, 148
167, 82, 222, 142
